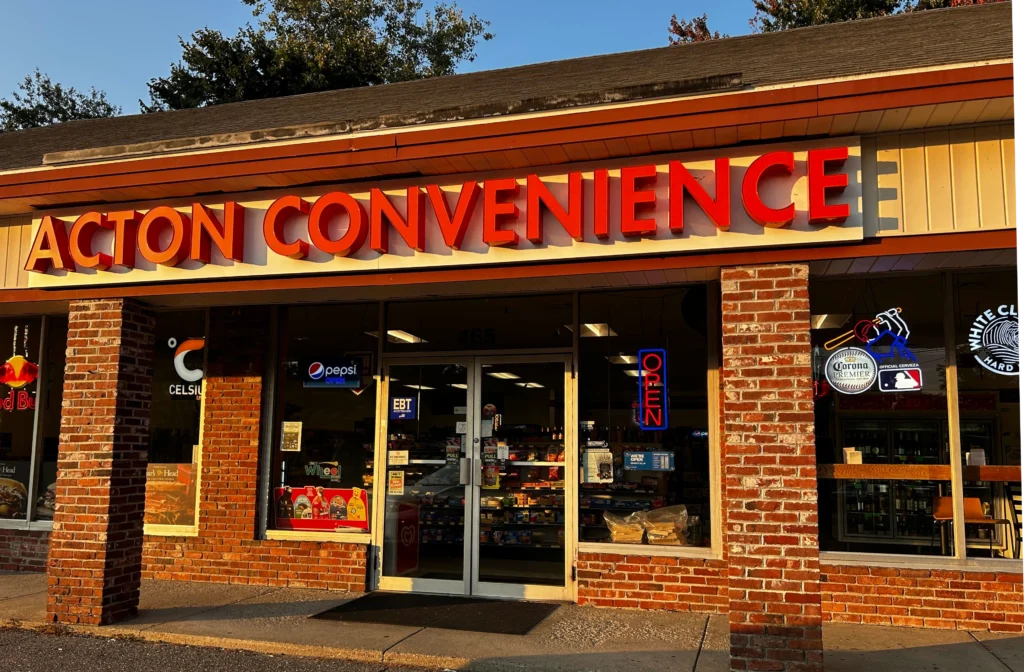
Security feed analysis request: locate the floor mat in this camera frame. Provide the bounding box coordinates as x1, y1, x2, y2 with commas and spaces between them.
311, 591, 561, 635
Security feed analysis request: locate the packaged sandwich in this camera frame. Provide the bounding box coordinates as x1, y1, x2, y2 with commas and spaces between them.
642, 504, 688, 545
603, 510, 645, 544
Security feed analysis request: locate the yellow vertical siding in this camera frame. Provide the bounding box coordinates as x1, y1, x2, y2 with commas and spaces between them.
0, 216, 32, 289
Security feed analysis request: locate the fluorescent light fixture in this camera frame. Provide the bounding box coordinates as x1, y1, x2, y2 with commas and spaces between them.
514, 382, 545, 389
810, 314, 851, 330
365, 330, 429, 344
448, 383, 468, 389
487, 372, 521, 380
623, 369, 648, 377
605, 354, 638, 365
565, 323, 618, 337
403, 384, 435, 391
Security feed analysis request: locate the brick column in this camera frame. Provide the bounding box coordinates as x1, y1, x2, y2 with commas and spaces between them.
199, 306, 267, 540
720, 264, 822, 672
47, 299, 154, 625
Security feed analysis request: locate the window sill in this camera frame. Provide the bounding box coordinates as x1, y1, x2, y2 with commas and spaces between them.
265, 529, 372, 544
578, 542, 719, 559
820, 551, 1023, 573
144, 523, 199, 537
0, 520, 53, 532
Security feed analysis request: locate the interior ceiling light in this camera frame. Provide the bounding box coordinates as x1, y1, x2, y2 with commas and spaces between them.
448, 383, 468, 389
565, 323, 618, 337
810, 314, 851, 330
623, 369, 649, 377
605, 354, 638, 365
514, 382, 545, 388
403, 384, 435, 390
487, 372, 521, 380
365, 330, 428, 344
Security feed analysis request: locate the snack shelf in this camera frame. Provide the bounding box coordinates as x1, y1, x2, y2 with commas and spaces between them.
481, 505, 561, 510
480, 522, 563, 527
507, 461, 564, 466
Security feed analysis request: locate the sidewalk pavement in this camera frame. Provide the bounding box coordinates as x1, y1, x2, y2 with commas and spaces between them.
2, 571, 1021, 672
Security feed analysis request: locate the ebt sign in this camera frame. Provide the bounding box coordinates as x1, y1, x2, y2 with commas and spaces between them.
24, 141, 863, 288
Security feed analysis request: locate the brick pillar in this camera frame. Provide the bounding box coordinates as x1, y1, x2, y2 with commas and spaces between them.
199, 306, 267, 539
720, 264, 822, 672
47, 299, 154, 625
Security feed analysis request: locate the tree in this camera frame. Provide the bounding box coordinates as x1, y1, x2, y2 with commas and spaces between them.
750, 0, 900, 32
669, 0, 1006, 43
144, 0, 492, 112
0, 70, 119, 132
668, 13, 724, 44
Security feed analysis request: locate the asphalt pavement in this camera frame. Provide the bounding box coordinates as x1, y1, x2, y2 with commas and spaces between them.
0, 628, 428, 672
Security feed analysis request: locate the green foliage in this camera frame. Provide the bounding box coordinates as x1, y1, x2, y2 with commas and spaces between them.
144, 0, 492, 112
750, 0, 901, 32
0, 70, 119, 132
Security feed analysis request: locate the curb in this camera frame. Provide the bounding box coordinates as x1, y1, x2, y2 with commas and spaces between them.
0, 618, 462, 669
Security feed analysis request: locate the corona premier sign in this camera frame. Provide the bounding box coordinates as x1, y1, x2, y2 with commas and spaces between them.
24, 141, 863, 288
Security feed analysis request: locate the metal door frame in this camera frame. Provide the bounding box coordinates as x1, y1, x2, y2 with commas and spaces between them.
372, 351, 574, 602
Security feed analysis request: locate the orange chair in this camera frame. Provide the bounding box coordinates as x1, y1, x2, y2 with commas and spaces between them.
932, 496, 1011, 557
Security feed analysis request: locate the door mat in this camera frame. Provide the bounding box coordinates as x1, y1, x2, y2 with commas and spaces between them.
311, 591, 561, 635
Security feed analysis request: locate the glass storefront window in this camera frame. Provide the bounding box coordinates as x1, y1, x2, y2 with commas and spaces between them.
812, 275, 951, 556
33, 316, 67, 522
269, 304, 378, 534
0, 317, 42, 521
577, 287, 711, 548
385, 294, 573, 352
954, 269, 1020, 559
145, 311, 206, 529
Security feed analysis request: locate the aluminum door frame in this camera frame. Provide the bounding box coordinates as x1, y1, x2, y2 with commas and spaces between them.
470, 353, 575, 602
373, 356, 476, 596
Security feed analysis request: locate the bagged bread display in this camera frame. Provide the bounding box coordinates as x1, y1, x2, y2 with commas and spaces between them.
642, 504, 689, 545
603, 510, 645, 543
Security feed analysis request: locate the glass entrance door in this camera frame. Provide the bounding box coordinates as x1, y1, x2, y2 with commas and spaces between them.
377, 355, 572, 600
379, 360, 473, 595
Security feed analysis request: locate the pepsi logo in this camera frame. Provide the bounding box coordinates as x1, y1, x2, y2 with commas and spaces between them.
308, 362, 325, 380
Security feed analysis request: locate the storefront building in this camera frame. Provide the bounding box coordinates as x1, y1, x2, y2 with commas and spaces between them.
0, 4, 1018, 670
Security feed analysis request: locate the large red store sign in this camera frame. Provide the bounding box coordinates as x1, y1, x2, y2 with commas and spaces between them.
25, 141, 862, 288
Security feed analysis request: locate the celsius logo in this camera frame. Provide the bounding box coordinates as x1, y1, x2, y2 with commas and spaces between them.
308, 362, 325, 380
169, 337, 205, 383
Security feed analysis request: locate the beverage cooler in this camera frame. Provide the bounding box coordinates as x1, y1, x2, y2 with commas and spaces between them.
838, 419, 946, 549
837, 418, 1010, 555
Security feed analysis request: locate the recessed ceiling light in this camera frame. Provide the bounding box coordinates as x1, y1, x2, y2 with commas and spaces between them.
403, 384, 435, 390
810, 314, 851, 330
448, 383, 468, 389
514, 382, 545, 388
487, 372, 521, 380
623, 369, 649, 377
365, 330, 429, 344
605, 354, 638, 365
566, 323, 618, 337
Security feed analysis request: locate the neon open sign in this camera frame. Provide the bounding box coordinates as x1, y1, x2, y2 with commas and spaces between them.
638, 348, 668, 431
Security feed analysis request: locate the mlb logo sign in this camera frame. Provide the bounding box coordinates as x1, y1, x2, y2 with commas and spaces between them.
390, 397, 417, 420
879, 367, 922, 392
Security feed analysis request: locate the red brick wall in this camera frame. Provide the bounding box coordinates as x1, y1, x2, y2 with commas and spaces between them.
0, 529, 50, 572
821, 564, 1024, 633
721, 264, 822, 672
47, 299, 155, 625
140, 306, 367, 592
576, 552, 728, 613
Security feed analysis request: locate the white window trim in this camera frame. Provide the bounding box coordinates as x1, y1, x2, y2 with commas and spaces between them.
820, 551, 1022, 573
0, 519, 53, 532
578, 541, 719, 559
265, 529, 372, 544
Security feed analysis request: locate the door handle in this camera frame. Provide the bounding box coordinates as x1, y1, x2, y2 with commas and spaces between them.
459, 457, 472, 486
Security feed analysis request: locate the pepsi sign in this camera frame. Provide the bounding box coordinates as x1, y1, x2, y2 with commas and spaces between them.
303, 358, 362, 388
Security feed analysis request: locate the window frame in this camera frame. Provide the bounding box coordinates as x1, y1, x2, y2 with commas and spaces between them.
814, 268, 1021, 570
143, 308, 210, 538
0, 314, 51, 532
574, 283, 723, 559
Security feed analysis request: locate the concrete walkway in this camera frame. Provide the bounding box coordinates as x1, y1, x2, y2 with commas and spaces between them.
2, 572, 1021, 671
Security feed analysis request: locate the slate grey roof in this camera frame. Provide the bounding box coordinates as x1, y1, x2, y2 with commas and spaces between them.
0, 2, 1011, 172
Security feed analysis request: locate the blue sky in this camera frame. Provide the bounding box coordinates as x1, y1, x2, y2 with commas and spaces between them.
0, 0, 754, 115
